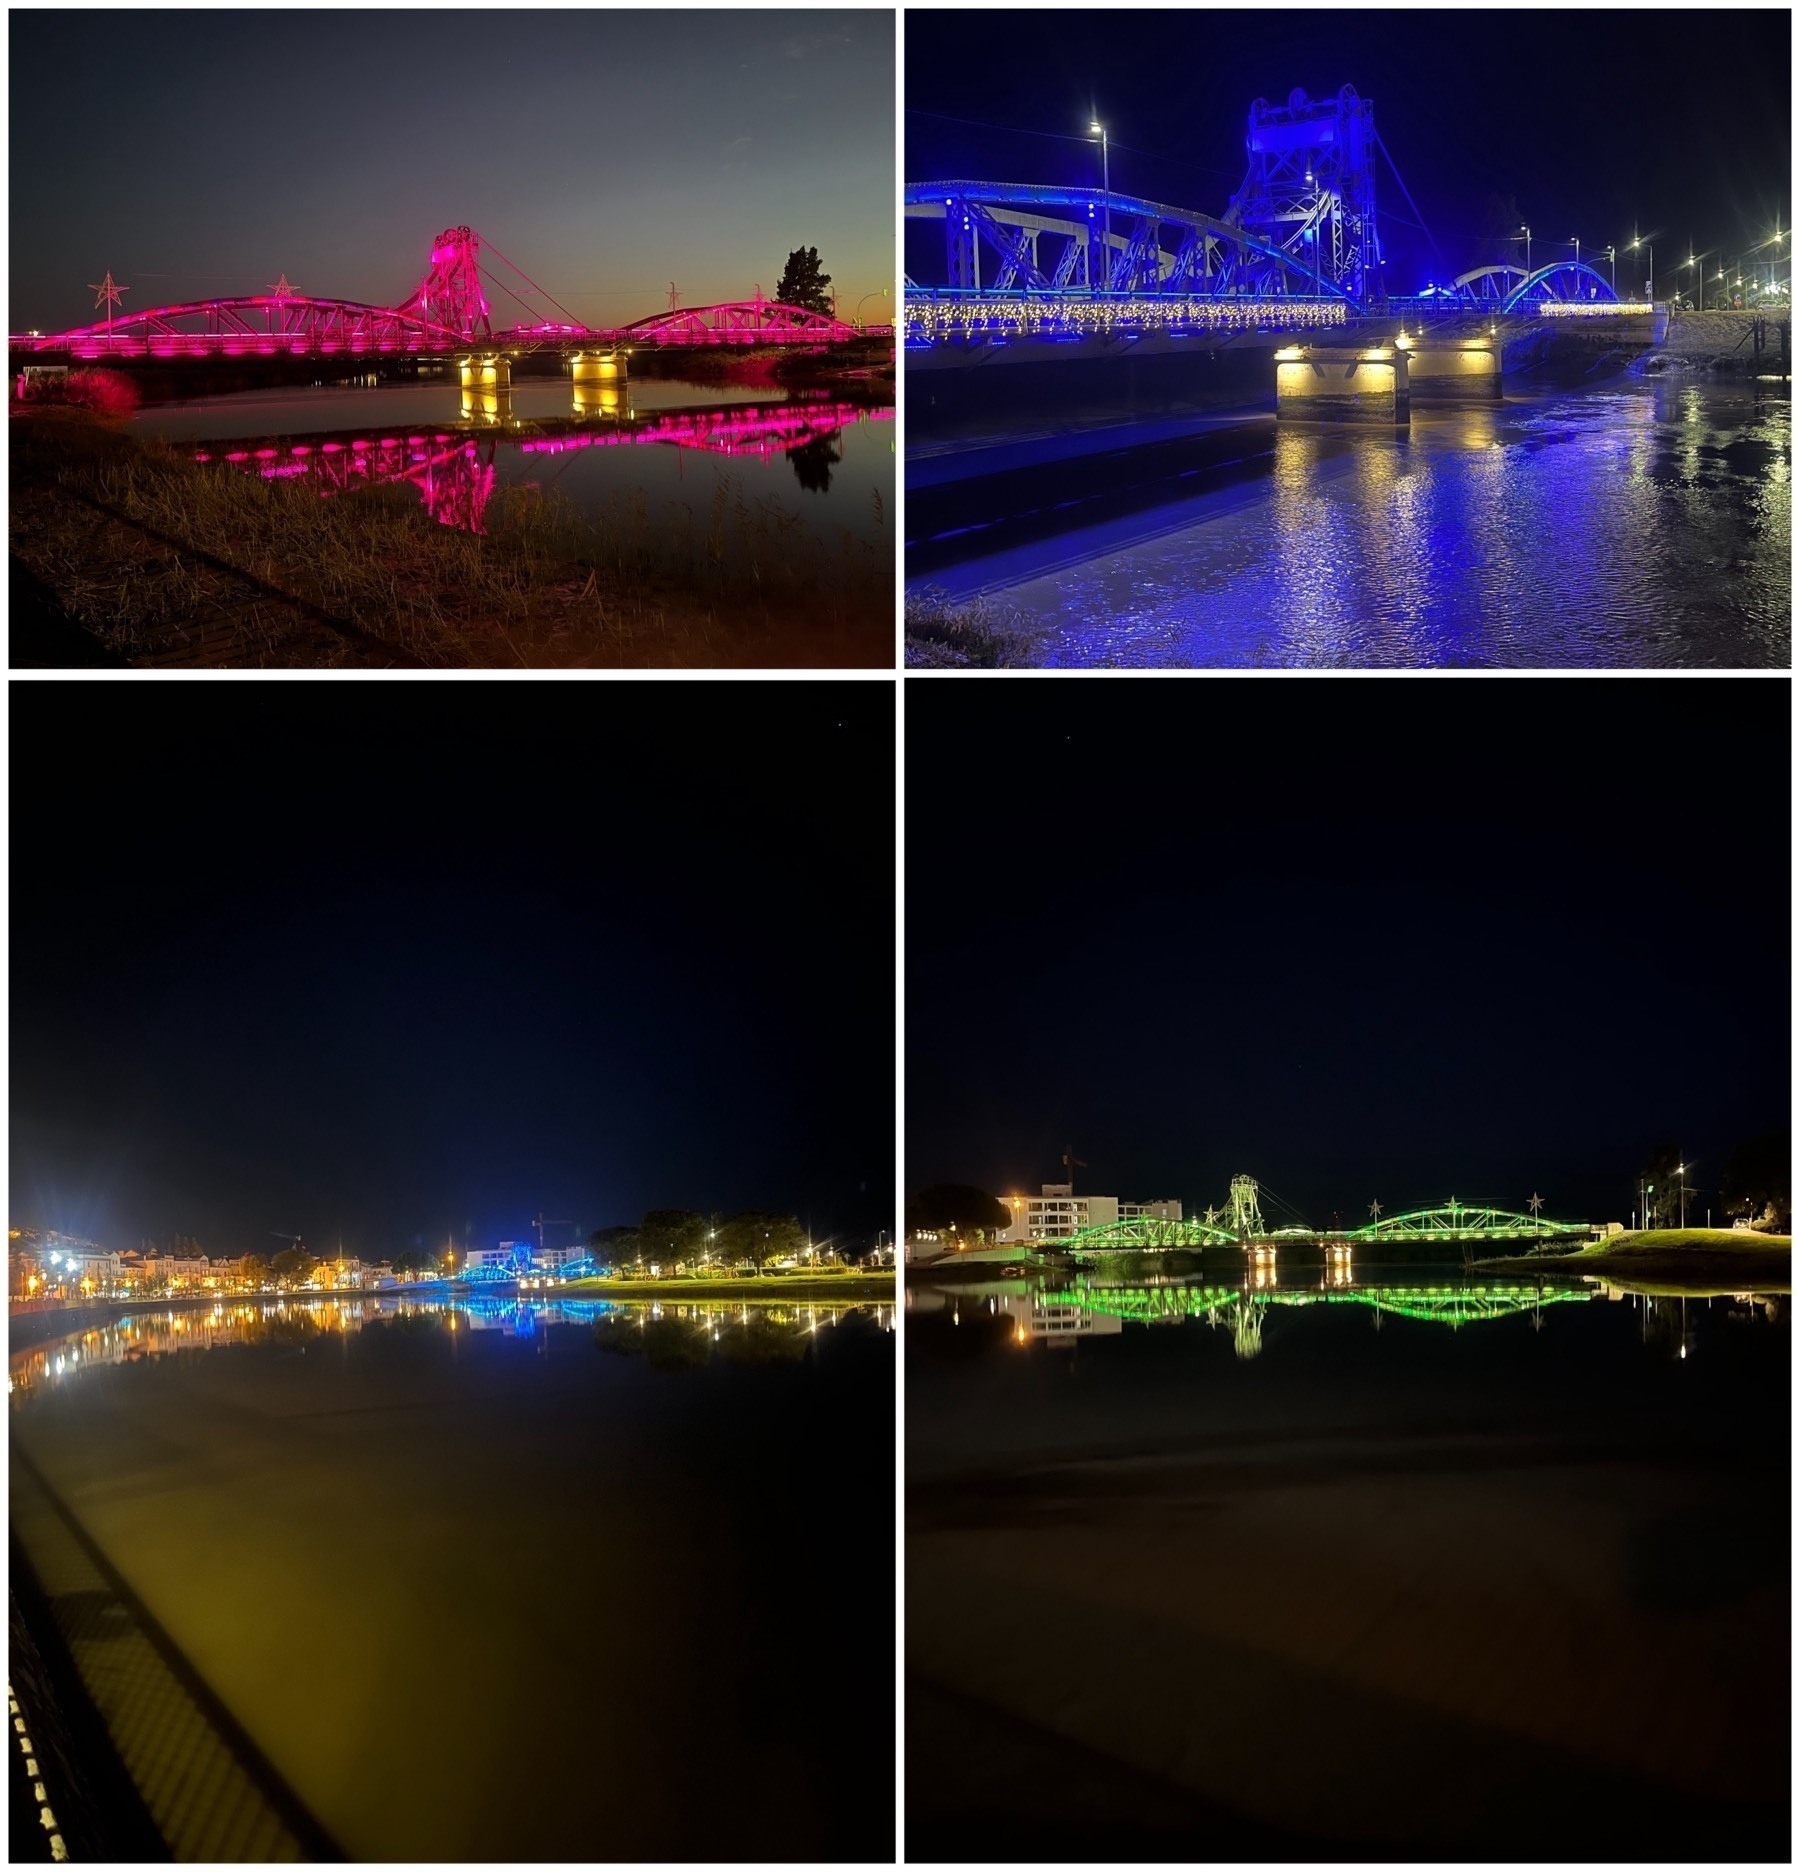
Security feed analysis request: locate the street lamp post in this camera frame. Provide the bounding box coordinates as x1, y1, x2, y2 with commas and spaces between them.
1089, 119, 1111, 295
1603, 244, 1616, 295
1682, 251, 1711, 311
854, 287, 889, 330
1516, 224, 1532, 284
1630, 235, 1653, 302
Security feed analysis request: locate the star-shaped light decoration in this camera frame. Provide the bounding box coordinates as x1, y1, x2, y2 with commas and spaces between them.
267, 275, 294, 301
89, 272, 128, 317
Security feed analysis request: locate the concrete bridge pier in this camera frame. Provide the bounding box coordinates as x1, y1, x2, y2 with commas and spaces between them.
1275, 343, 1409, 426
1399, 333, 1502, 402
458, 352, 511, 423
570, 349, 626, 417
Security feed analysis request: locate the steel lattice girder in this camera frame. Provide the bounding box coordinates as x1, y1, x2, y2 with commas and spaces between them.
615, 300, 863, 345
1453, 264, 1530, 301
1056, 1216, 1240, 1252
26, 295, 471, 358
905, 182, 1362, 305
1346, 1204, 1590, 1242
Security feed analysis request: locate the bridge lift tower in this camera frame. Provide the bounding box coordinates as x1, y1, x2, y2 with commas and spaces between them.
1225, 85, 1384, 308
1227, 1174, 1266, 1241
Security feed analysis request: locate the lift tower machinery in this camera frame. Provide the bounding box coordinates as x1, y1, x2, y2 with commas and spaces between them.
1225, 85, 1384, 308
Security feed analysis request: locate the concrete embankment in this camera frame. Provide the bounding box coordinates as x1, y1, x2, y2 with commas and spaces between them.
1643, 309, 1788, 371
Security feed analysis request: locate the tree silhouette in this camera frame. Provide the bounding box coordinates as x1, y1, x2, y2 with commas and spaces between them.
786, 431, 843, 493
906, 1185, 1010, 1240
776, 246, 833, 315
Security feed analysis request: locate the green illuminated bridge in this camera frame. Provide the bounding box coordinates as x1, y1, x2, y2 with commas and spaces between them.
1050, 1184, 1590, 1257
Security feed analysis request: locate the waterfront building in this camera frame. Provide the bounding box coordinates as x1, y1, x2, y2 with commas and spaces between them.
464, 1241, 534, 1280
992, 1184, 1183, 1244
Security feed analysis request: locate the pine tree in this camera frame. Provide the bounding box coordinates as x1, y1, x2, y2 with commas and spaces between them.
775, 246, 833, 315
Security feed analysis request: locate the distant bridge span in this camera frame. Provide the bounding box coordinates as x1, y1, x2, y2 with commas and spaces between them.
904, 85, 1636, 337
1040, 1180, 1590, 1255
14, 226, 870, 360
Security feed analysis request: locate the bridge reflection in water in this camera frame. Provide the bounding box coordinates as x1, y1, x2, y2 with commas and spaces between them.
190, 395, 891, 534
912, 1261, 1597, 1359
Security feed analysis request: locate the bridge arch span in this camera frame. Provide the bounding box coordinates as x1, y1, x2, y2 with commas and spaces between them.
1499, 260, 1621, 312
616, 300, 862, 346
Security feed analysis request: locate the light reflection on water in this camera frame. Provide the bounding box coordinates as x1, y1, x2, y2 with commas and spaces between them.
11, 1291, 895, 1859
8, 1291, 895, 1401
131, 377, 895, 543
908, 1263, 1787, 1362
940, 379, 1789, 666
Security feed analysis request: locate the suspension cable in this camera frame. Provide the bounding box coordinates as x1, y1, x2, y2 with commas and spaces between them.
478, 236, 586, 329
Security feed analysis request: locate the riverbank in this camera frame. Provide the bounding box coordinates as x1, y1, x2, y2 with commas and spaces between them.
1479, 1228, 1790, 1285
10, 403, 890, 668
559, 1272, 896, 1302
905, 588, 1038, 667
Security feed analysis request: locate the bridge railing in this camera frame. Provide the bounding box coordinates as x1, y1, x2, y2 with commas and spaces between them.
905, 289, 1350, 344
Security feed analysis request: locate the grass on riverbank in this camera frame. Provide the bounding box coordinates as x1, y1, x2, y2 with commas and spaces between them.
10, 403, 891, 667
1479, 1228, 1790, 1283
904, 587, 1039, 667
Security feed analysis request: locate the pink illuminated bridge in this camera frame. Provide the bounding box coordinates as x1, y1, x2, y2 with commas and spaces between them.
14, 227, 874, 360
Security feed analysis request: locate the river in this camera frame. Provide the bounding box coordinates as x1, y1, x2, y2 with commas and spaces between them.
905, 373, 1790, 666
905, 1260, 1788, 1860
10, 1293, 894, 1861
132, 372, 894, 549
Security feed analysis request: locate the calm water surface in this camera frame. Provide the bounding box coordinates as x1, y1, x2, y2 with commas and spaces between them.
13, 1293, 894, 1860
907, 1262, 1788, 1860
909, 377, 1790, 666
133, 376, 894, 546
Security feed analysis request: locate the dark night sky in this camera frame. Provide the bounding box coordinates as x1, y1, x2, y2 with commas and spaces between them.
10, 9, 894, 334
12, 683, 893, 1259
905, 8, 1791, 295
907, 680, 1789, 1229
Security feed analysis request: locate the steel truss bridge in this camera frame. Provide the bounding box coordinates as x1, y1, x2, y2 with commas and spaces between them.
1347, 1202, 1590, 1246
905, 84, 1628, 336
15, 226, 869, 361
1045, 1178, 1589, 1256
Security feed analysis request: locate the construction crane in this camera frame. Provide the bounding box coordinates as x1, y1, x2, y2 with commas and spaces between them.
1061, 1144, 1087, 1188
532, 1214, 575, 1256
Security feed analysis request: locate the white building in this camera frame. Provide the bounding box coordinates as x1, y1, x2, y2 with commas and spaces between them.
1121, 1199, 1184, 1223
533, 1244, 587, 1272
992, 1184, 1183, 1244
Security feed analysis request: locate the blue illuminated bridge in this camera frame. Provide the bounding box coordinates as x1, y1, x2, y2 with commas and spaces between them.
904, 85, 1648, 346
